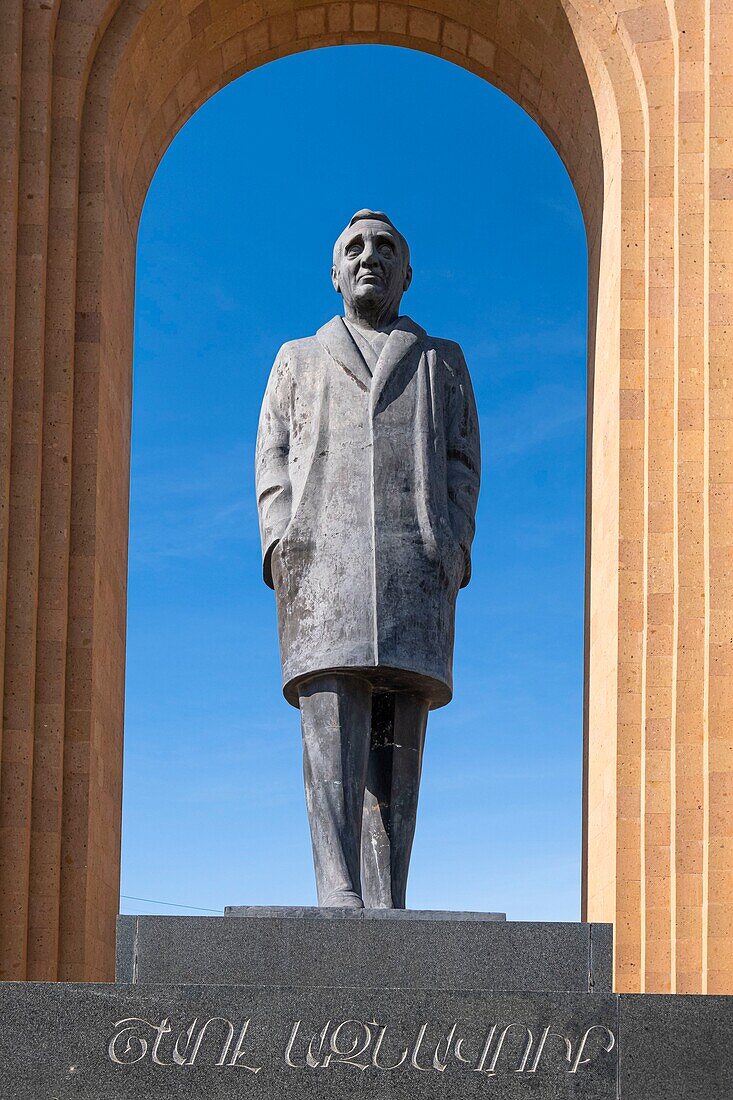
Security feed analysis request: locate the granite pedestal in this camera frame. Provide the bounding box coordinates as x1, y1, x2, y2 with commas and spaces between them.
117, 907, 612, 992
0, 910, 731, 1098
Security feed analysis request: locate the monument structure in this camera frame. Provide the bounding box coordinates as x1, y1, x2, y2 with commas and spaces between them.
0, 51, 732, 1095
256, 210, 480, 909
0, 0, 732, 996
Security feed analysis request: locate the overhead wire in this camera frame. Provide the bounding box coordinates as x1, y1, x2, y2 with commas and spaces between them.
120, 893, 222, 914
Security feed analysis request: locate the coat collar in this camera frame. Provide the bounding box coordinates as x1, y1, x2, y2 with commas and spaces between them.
316, 316, 372, 392
370, 316, 425, 413
316, 315, 426, 408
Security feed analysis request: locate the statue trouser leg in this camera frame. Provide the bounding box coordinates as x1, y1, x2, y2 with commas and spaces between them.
361, 690, 429, 908
298, 673, 372, 907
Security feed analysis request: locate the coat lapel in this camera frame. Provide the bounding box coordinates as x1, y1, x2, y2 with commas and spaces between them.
370, 316, 426, 414
316, 316, 373, 392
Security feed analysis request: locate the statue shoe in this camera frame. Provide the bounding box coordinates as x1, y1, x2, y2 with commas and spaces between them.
320, 889, 364, 909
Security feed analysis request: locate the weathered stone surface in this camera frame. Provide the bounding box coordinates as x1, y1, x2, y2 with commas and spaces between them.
224, 905, 507, 920
618, 994, 733, 1098
256, 213, 480, 709
256, 211, 481, 911
0, 982, 619, 1099
3, 979, 732, 1097
115, 914, 137, 984
589, 923, 613, 992
118, 914, 613, 993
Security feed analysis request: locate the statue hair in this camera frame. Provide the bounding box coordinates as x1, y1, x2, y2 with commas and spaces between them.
333, 210, 410, 268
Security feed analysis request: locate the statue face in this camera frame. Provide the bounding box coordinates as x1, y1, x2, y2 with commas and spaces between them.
332, 221, 412, 320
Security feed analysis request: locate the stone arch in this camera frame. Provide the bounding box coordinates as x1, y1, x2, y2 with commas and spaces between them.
87, 0, 616, 984
2, 0, 728, 998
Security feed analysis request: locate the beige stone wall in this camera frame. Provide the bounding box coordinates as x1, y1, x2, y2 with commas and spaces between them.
0, 0, 729, 991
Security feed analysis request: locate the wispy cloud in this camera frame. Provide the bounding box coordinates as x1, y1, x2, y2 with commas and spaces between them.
480, 382, 585, 462
129, 441, 258, 564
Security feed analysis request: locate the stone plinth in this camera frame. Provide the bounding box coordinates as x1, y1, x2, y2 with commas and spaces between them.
0, 983, 622, 1099
116, 909, 612, 993
0, 913, 730, 1098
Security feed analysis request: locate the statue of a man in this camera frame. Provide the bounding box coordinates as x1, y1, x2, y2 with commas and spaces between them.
256, 210, 480, 909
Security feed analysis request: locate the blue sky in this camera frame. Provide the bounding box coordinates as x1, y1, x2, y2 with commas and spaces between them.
122, 45, 588, 921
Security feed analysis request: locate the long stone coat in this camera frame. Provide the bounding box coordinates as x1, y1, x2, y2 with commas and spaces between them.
255, 315, 480, 709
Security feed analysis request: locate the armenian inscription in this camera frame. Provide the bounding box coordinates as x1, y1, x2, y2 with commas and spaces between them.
107, 1013, 615, 1080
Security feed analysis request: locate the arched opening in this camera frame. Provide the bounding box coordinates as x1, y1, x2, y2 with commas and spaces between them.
122, 44, 589, 919
7, 0, 725, 1001
12, 0, 669, 988
68, 0, 618, 986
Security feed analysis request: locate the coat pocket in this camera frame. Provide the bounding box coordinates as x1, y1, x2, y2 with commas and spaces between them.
440, 534, 466, 591
424, 514, 465, 591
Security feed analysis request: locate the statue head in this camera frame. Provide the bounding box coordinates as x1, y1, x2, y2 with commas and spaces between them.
331, 210, 413, 329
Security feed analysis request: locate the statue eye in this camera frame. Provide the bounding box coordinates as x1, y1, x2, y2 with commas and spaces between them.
345, 245, 361, 257
379, 242, 395, 256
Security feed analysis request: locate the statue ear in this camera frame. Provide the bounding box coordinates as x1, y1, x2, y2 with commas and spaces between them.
331, 265, 341, 294
403, 265, 413, 292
